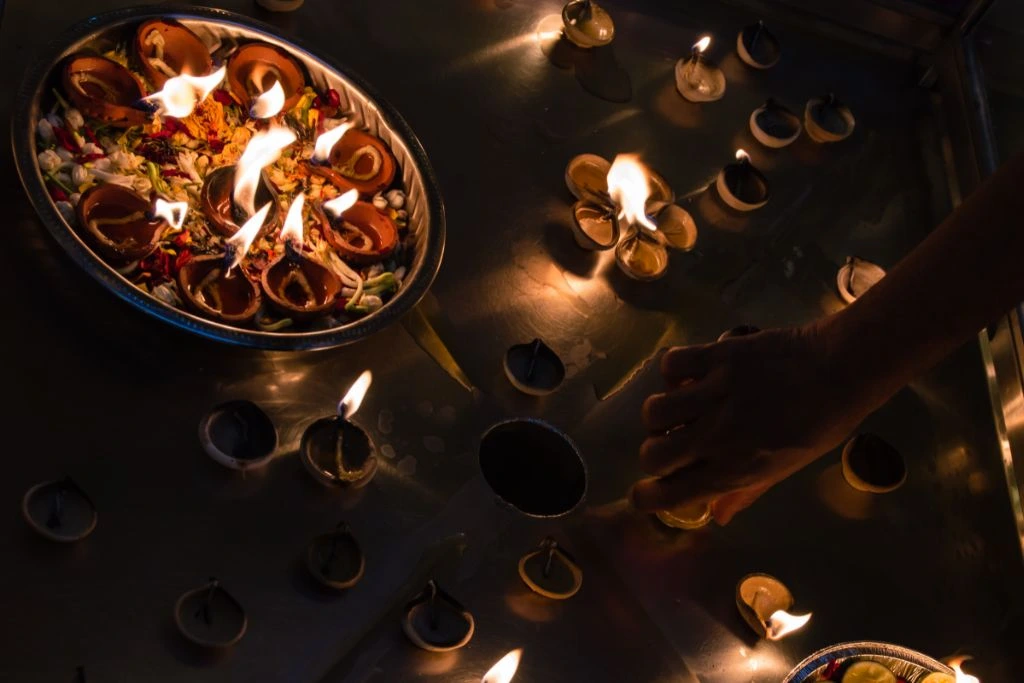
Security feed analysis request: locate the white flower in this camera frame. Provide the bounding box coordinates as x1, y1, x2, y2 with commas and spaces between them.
90, 157, 112, 172
367, 262, 384, 278
372, 193, 388, 210
90, 168, 135, 188
80, 142, 104, 156
56, 147, 74, 162
71, 165, 90, 187
393, 266, 406, 283
361, 295, 383, 312
65, 108, 85, 130
69, 192, 81, 206
385, 189, 405, 209
37, 118, 55, 142
55, 200, 75, 224
133, 176, 153, 194
37, 149, 61, 172
46, 113, 63, 129
108, 149, 139, 172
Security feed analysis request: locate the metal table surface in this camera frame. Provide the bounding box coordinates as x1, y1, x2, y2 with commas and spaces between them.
1, 0, 1022, 681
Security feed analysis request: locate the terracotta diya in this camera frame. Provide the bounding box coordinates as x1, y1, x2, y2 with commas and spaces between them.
198, 400, 278, 471
675, 36, 726, 103
561, 0, 616, 49
565, 153, 612, 205
134, 19, 213, 89
736, 573, 794, 637
201, 165, 281, 238
841, 433, 907, 494
174, 578, 248, 648
326, 128, 397, 195
402, 580, 475, 652
804, 94, 856, 143
318, 200, 398, 265
304, 522, 365, 590
75, 184, 169, 263
736, 21, 781, 69
22, 477, 97, 542
300, 371, 378, 488
226, 42, 305, 112
716, 150, 769, 212
749, 99, 802, 149
655, 204, 698, 252
177, 254, 262, 324
504, 338, 566, 396
62, 54, 148, 127
656, 501, 712, 530
615, 225, 669, 281
518, 537, 583, 600
837, 256, 886, 304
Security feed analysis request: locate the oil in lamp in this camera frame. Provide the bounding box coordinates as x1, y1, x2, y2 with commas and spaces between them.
174, 578, 247, 648
300, 371, 378, 488
841, 433, 906, 494
402, 580, 475, 652
717, 149, 769, 211
482, 649, 523, 683
607, 155, 669, 281
198, 400, 278, 472
134, 19, 213, 89
736, 573, 811, 640
804, 94, 856, 143
63, 53, 148, 127
504, 339, 566, 396
226, 42, 306, 113
736, 21, 781, 69
305, 522, 365, 590
561, 0, 615, 49
22, 477, 97, 542
675, 36, 726, 103
76, 184, 175, 264
837, 256, 885, 303
749, 99, 802, 149
518, 537, 583, 599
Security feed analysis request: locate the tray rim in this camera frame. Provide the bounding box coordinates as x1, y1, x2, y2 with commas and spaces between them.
783, 640, 955, 682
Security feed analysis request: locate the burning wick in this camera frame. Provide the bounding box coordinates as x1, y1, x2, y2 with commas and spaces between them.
323, 188, 359, 218
338, 370, 372, 420
234, 125, 297, 218
313, 121, 354, 163
949, 657, 981, 683
764, 609, 811, 640
482, 649, 522, 683
224, 202, 272, 273
250, 80, 286, 119
281, 192, 306, 248
691, 35, 711, 60
144, 66, 226, 119
152, 198, 188, 231
606, 154, 656, 232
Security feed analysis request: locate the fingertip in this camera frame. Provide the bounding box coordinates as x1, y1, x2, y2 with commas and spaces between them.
641, 393, 663, 430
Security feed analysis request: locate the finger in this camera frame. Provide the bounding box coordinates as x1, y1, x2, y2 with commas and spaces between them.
642, 382, 720, 433
711, 483, 772, 525
661, 344, 713, 385
630, 462, 732, 512
639, 422, 709, 477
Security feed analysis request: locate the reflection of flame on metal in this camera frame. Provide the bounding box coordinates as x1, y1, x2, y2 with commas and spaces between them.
152, 198, 188, 231
281, 192, 305, 247
234, 125, 296, 217
313, 121, 353, 163
736, 148, 750, 162
323, 188, 359, 218
225, 202, 271, 272
949, 657, 981, 683
607, 154, 656, 232
694, 35, 711, 53
338, 370, 373, 419
250, 80, 285, 118
144, 66, 225, 118
765, 610, 811, 640
482, 649, 522, 683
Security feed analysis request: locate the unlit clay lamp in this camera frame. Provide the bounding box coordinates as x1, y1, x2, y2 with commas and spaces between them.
198, 400, 277, 471
736, 21, 781, 69
63, 54, 148, 127
656, 501, 712, 530
504, 338, 566, 396
675, 36, 726, 103
842, 433, 907, 494
717, 150, 769, 212
174, 578, 247, 648
318, 200, 398, 265
226, 42, 305, 112
518, 537, 583, 600
718, 324, 760, 341
804, 94, 855, 143
76, 184, 169, 264
201, 165, 281, 238
327, 128, 397, 195
836, 256, 885, 304
402, 580, 475, 652
616, 225, 669, 281
134, 19, 213, 89
22, 477, 97, 542
300, 371, 378, 488
305, 522, 365, 590
735, 573, 794, 638
561, 0, 615, 49
750, 99, 802, 149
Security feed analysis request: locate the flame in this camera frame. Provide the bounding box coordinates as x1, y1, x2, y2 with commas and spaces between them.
144, 66, 225, 118
765, 610, 811, 640
606, 154, 657, 232
281, 192, 306, 247
234, 125, 297, 217
694, 35, 711, 53
482, 649, 522, 683
250, 80, 286, 119
313, 121, 353, 163
949, 657, 980, 683
338, 370, 373, 419
225, 202, 271, 272
736, 149, 750, 162
323, 188, 359, 218
152, 198, 188, 231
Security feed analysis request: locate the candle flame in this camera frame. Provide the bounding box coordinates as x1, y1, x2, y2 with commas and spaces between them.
281, 192, 306, 247
694, 35, 711, 53
949, 657, 980, 683
250, 80, 286, 119
338, 370, 373, 419
606, 154, 657, 232
144, 66, 225, 118
482, 649, 522, 683
313, 121, 354, 163
225, 201, 271, 273
323, 188, 360, 218
152, 198, 188, 231
765, 610, 811, 640
234, 125, 296, 218
736, 148, 750, 162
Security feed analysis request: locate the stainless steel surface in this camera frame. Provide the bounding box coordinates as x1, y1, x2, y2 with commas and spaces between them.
783, 641, 953, 682
2, 1, 1023, 682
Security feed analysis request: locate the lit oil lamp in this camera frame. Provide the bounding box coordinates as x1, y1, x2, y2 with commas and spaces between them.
837, 256, 885, 304
198, 400, 278, 472
736, 21, 781, 69
305, 522, 365, 591
318, 189, 399, 264
134, 19, 213, 89
675, 36, 726, 103
736, 573, 811, 640
482, 649, 522, 683
260, 193, 343, 319
841, 433, 906, 494
947, 657, 981, 683
226, 42, 306, 113
749, 99, 802, 149
63, 54, 148, 127
717, 149, 769, 212
76, 184, 177, 264
300, 370, 378, 488
142, 66, 225, 119
561, 0, 615, 49
804, 94, 856, 143
174, 578, 247, 648
608, 155, 669, 281
320, 127, 397, 196
504, 338, 566, 396
21, 477, 97, 542
402, 580, 475, 652
518, 537, 583, 599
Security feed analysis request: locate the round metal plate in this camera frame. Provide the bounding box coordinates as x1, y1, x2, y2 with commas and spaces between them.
783, 641, 955, 682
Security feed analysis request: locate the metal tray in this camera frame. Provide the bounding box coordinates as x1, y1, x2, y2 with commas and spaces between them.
10, 5, 445, 350
784, 641, 955, 682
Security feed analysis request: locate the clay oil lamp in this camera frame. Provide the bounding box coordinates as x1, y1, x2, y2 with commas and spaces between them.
75, 185, 180, 264
402, 580, 475, 652
319, 189, 398, 265
716, 149, 769, 212
22, 477, 97, 542
226, 42, 305, 113
655, 501, 712, 530
483, 650, 523, 683
736, 21, 781, 69
304, 522, 365, 590
504, 338, 566, 396
655, 204, 697, 252
607, 154, 669, 281
300, 370, 378, 489
198, 400, 278, 472
735, 573, 811, 640
561, 0, 615, 49
174, 578, 247, 648
518, 537, 583, 600
749, 99, 802, 149
325, 128, 397, 196
261, 193, 342, 319
841, 433, 907, 494
675, 36, 726, 103
565, 154, 617, 250
134, 19, 213, 90
565, 153, 612, 205
142, 66, 226, 119
804, 94, 856, 143
177, 202, 269, 324
63, 54, 148, 127
836, 256, 885, 304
